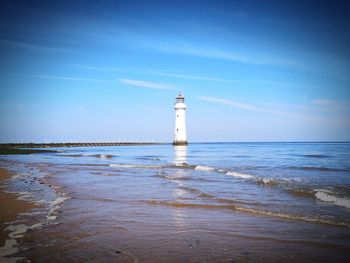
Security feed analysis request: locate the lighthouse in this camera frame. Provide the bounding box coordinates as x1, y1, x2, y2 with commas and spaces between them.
173, 93, 188, 145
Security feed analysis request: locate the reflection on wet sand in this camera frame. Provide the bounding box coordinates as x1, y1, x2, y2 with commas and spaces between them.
171, 146, 188, 229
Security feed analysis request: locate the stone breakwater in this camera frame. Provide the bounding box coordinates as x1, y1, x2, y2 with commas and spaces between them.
0, 142, 164, 149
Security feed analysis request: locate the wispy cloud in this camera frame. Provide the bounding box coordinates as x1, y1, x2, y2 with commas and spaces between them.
0, 39, 72, 53
198, 96, 311, 119
148, 40, 296, 66
71, 64, 249, 83
312, 99, 350, 107
118, 78, 175, 90
260, 80, 315, 89
26, 74, 110, 82
72, 64, 106, 71
199, 96, 261, 111
144, 70, 244, 83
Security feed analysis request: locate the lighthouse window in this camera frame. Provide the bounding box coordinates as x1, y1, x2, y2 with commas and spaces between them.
177, 129, 178, 132
177, 115, 178, 117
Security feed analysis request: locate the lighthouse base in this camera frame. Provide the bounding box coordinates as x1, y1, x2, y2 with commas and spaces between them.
172, 141, 188, 146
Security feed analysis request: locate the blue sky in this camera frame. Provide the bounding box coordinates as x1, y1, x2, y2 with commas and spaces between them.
0, 0, 349, 142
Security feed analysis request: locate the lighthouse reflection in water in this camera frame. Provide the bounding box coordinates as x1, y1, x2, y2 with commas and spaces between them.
171, 145, 189, 228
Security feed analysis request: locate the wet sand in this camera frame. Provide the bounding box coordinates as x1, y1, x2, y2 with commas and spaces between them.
0, 168, 36, 247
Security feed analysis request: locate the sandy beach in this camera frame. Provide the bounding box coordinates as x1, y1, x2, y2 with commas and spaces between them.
0, 168, 36, 247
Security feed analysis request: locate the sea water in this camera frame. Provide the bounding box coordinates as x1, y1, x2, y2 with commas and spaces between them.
1, 142, 350, 262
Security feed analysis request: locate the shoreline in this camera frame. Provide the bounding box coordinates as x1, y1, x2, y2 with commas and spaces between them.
0, 168, 37, 247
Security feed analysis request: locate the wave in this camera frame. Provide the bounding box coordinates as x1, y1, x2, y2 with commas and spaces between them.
60, 154, 115, 159
178, 186, 253, 205
151, 161, 350, 210
173, 163, 197, 169
59, 154, 84, 157
256, 178, 279, 186
147, 200, 350, 227
302, 154, 331, 158
109, 163, 197, 170
195, 165, 216, 171
181, 164, 282, 186
289, 188, 350, 209
315, 189, 350, 209
107, 161, 327, 204
136, 157, 161, 161
289, 189, 316, 198
194, 165, 280, 186
287, 166, 345, 172
110, 162, 261, 184
226, 171, 255, 179
90, 154, 114, 159
178, 186, 215, 198
194, 165, 257, 181
110, 163, 163, 169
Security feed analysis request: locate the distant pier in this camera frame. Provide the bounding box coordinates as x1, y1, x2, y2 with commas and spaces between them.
0, 142, 165, 149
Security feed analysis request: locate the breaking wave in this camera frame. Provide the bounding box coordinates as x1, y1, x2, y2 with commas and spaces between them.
195, 165, 216, 171
226, 171, 255, 179
315, 189, 350, 209
109, 162, 350, 210
109, 162, 282, 187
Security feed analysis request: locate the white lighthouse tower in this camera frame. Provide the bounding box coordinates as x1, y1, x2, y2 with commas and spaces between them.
173, 93, 188, 145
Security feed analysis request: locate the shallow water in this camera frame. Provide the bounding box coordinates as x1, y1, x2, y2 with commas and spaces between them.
1, 142, 350, 262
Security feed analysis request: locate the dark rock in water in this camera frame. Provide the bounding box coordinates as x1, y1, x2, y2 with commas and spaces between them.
115, 250, 122, 254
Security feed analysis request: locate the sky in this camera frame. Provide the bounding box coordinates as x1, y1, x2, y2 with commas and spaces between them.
0, 0, 349, 142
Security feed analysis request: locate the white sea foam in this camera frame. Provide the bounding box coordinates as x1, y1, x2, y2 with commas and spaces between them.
0, 222, 45, 262
16, 191, 35, 202
315, 189, 350, 209
47, 196, 70, 221
36, 199, 47, 204
261, 178, 277, 185
110, 164, 138, 168
110, 163, 162, 169
47, 215, 57, 221
0, 238, 23, 263
195, 165, 215, 171
10, 174, 23, 180
226, 171, 254, 179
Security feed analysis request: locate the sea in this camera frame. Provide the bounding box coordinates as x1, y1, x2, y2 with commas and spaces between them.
1, 142, 350, 262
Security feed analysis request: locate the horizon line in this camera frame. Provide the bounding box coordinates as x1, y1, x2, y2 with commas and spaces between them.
1, 141, 349, 145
